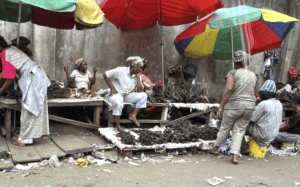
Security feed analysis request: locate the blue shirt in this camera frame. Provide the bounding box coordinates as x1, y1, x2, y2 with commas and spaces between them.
250, 98, 283, 147
105, 67, 142, 94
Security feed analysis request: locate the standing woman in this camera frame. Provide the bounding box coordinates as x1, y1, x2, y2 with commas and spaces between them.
0, 36, 50, 147
210, 50, 259, 165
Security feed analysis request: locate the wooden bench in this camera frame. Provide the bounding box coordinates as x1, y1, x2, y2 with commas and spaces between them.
102, 102, 217, 127
0, 98, 104, 140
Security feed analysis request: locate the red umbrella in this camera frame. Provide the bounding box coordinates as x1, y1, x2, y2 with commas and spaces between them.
99, 0, 224, 86
99, 0, 224, 31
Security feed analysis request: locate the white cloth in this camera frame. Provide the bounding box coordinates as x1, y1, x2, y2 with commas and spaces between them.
279, 84, 297, 94
105, 67, 143, 94
70, 69, 92, 89
19, 96, 49, 144
108, 92, 147, 116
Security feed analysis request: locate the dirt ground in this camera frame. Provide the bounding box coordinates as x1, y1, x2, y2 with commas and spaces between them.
0, 152, 299, 187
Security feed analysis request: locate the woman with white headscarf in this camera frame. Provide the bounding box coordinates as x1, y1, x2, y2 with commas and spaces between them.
64, 58, 97, 90
209, 50, 260, 165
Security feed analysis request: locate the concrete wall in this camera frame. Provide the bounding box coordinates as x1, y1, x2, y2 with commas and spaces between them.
0, 0, 300, 101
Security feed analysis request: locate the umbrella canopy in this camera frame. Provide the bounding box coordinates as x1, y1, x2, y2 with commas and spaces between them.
0, 0, 104, 30
99, 0, 224, 31
175, 5, 299, 60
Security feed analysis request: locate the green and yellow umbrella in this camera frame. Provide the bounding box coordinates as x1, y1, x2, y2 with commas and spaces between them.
175, 5, 299, 60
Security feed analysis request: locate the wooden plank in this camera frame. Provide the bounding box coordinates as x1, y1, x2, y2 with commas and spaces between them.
0, 136, 14, 170
51, 135, 93, 154
160, 106, 169, 126
49, 115, 99, 130
93, 106, 102, 126
6, 141, 42, 163
166, 108, 218, 126
205, 111, 213, 125
119, 119, 169, 123
4, 109, 11, 140
0, 103, 99, 130
33, 137, 66, 159
78, 135, 114, 150
0, 124, 6, 136
48, 102, 103, 107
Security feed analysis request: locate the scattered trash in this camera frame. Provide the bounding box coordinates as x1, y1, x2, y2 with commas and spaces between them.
171, 159, 185, 164
91, 143, 116, 149
92, 151, 106, 159
224, 176, 233, 179
264, 159, 269, 162
141, 153, 147, 163
0, 151, 11, 159
49, 155, 62, 168
103, 169, 114, 173
128, 161, 140, 167
74, 158, 91, 168
169, 150, 179, 156
132, 157, 139, 160
3, 169, 16, 173
72, 153, 84, 159
294, 181, 300, 186
91, 159, 111, 167
39, 160, 49, 167
207, 177, 226, 186
14, 163, 39, 170
4, 161, 10, 164
123, 157, 132, 162
86, 155, 94, 161
68, 157, 75, 164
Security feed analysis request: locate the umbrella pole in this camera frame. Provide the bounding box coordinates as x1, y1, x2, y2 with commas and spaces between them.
160, 0, 164, 89
17, 1, 22, 47
231, 26, 234, 70
14, 0, 22, 132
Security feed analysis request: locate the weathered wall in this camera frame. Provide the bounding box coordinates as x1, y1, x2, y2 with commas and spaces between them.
0, 0, 299, 101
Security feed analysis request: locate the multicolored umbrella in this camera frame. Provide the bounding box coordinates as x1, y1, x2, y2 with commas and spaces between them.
0, 0, 104, 30
175, 6, 299, 60
99, 0, 224, 31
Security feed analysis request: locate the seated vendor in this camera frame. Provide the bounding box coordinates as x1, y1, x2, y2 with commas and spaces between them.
241, 80, 282, 155
278, 77, 297, 94
141, 64, 154, 94
275, 95, 300, 144
103, 56, 147, 132
64, 58, 97, 90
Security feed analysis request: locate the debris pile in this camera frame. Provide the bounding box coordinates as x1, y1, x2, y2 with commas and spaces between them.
117, 121, 219, 145
148, 78, 216, 103
116, 132, 136, 145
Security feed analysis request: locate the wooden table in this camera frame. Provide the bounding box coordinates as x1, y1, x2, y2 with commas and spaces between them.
0, 98, 104, 140
102, 102, 217, 127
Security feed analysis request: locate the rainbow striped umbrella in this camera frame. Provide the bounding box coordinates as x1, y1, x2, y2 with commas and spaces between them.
175, 6, 299, 60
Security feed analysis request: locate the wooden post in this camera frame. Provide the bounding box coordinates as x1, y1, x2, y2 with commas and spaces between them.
205, 111, 213, 125
93, 106, 102, 126
4, 109, 11, 140
160, 106, 168, 126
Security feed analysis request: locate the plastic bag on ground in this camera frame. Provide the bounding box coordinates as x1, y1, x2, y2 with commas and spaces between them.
207, 177, 226, 186
49, 155, 62, 168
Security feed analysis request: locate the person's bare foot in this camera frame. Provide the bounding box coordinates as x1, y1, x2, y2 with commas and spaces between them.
232, 154, 239, 165
129, 114, 140, 127
209, 146, 219, 155
13, 140, 25, 147
116, 124, 125, 132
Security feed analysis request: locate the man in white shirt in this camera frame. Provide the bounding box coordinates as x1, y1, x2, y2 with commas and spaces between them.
103, 57, 147, 132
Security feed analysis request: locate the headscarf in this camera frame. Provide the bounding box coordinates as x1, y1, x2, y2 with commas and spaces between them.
259, 80, 277, 93
126, 56, 145, 67
233, 50, 251, 64
75, 58, 85, 68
